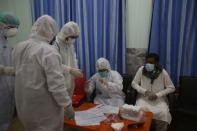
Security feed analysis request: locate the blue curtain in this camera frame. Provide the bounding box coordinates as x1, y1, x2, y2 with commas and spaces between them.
149, 0, 197, 84
31, 0, 126, 78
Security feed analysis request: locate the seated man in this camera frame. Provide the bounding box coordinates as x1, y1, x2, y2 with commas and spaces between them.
132, 53, 175, 131
85, 58, 125, 107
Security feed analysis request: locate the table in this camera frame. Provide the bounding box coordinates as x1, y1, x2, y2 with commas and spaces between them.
64, 103, 153, 131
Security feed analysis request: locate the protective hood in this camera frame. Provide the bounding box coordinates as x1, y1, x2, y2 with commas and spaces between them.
30, 15, 57, 42
57, 21, 80, 42
96, 58, 111, 71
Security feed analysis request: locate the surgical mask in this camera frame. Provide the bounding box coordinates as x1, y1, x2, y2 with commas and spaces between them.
99, 71, 108, 78
145, 63, 155, 72
5, 28, 18, 37
65, 38, 75, 45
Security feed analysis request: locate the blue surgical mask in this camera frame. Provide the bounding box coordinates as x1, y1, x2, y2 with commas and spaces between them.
99, 71, 108, 78
145, 63, 155, 72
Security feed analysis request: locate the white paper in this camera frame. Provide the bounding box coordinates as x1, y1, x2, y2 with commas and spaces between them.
75, 110, 104, 121
75, 115, 107, 126
111, 122, 124, 131
75, 105, 107, 126
74, 104, 119, 126
94, 104, 119, 114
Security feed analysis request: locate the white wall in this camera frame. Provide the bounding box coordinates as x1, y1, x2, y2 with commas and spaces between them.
0, 0, 32, 47
126, 0, 153, 49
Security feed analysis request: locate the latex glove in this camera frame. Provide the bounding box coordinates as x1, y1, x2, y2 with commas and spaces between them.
98, 78, 112, 87
70, 68, 83, 78
3, 67, 15, 76
148, 93, 158, 101
0, 65, 4, 74
64, 105, 75, 120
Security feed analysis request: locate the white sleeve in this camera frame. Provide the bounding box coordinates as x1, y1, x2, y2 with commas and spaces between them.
73, 52, 78, 68
72, 45, 78, 68
12, 48, 16, 69
62, 64, 71, 75
107, 71, 123, 92
156, 70, 175, 97
44, 52, 71, 107
132, 67, 147, 94
87, 76, 96, 95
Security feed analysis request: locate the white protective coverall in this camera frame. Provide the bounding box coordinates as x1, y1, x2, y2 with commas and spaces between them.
12, 15, 72, 131
53, 21, 80, 97
0, 27, 15, 131
87, 58, 125, 107
132, 66, 175, 124
0, 12, 19, 131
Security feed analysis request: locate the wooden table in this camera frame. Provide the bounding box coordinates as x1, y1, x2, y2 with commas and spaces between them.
64, 103, 153, 131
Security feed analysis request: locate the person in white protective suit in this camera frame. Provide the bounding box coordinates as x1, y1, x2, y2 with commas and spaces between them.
52, 21, 82, 98
85, 58, 125, 107
132, 53, 175, 131
12, 15, 74, 131
0, 12, 20, 131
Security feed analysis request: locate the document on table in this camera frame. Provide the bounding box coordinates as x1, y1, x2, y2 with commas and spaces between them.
74, 104, 119, 126
94, 105, 119, 114
75, 109, 106, 126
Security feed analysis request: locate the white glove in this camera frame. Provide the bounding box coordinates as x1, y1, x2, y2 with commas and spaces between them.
0, 65, 4, 74
3, 67, 15, 76
70, 68, 83, 78
84, 81, 94, 94
64, 105, 75, 120
98, 78, 112, 87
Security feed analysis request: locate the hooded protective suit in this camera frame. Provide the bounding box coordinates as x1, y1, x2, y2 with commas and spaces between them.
87, 58, 125, 107
12, 15, 72, 131
0, 12, 19, 131
53, 21, 80, 97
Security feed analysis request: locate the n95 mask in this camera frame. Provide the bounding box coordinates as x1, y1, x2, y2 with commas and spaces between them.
5, 28, 18, 37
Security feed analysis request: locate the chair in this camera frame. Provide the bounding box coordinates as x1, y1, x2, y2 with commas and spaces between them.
72, 73, 86, 107
176, 76, 197, 115
121, 74, 137, 105
172, 76, 197, 131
